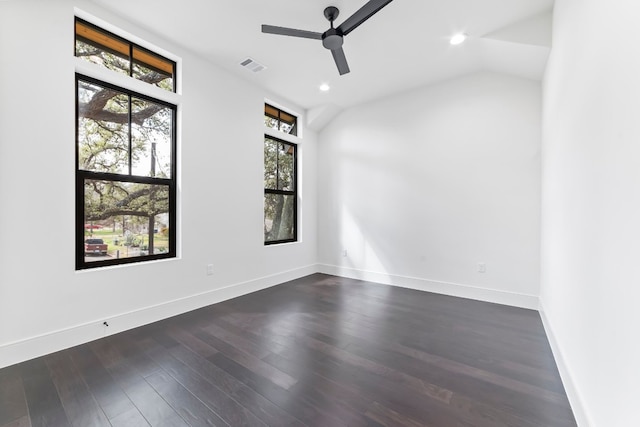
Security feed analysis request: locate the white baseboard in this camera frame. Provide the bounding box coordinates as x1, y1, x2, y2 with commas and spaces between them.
0, 264, 317, 369
539, 301, 593, 427
318, 264, 539, 309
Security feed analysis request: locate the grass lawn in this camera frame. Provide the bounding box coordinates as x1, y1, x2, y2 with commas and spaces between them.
85, 228, 169, 256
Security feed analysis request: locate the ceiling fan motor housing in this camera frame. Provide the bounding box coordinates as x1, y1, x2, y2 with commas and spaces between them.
322, 28, 344, 50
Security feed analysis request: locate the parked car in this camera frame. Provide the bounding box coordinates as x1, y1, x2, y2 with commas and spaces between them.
85, 238, 108, 255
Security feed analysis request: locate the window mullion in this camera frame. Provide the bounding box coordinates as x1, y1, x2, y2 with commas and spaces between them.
276, 143, 281, 190
128, 95, 133, 175
129, 43, 133, 77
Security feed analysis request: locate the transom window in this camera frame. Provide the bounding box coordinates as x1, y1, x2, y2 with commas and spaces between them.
264, 103, 297, 136
264, 136, 297, 244
75, 19, 177, 270
75, 18, 176, 92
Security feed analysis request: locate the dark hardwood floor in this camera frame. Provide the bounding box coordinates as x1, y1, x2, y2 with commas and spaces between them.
0, 274, 576, 427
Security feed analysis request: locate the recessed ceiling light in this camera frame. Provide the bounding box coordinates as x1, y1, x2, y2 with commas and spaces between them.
450, 33, 467, 45
319, 83, 331, 92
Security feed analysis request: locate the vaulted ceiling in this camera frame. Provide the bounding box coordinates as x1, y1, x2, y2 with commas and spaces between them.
88, 0, 553, 129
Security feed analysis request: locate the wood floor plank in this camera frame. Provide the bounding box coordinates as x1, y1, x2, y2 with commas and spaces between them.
215, 312, 305, 355
19, 358, 71, 427
0, 366, 29, 426
108, 407, 151, 427
89, 336, 129, 369
44, 351, 110, 427
107, 359, 189, 427
168, 346, 306, 427
285, 364, 375, 427
262, 334, 467, 427
364, 401, 434, 427
67, 345, 137, 420
269, 322, 455, 405
1, 416, 32, 427
201, 323, 270, 359
208, 352, 349, 427
390, 341, 569, 405
145, 369, 229, 427
194, 329, 298, 390
164, 326, 218, 359
144, 342, 267, 427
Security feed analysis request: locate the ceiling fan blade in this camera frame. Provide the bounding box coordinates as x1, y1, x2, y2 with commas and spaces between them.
331, 47, 350, 75
336, 0, 394, 36
262, 25, 323, 40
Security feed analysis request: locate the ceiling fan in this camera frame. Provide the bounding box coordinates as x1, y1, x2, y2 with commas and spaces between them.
262, 0, 394, 76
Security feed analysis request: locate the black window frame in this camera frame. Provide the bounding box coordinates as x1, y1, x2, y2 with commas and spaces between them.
75, 73, 177, 270
264, 135, 298, 245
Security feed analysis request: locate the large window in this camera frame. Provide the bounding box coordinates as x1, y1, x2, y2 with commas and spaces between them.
75, 20, 177, 270
264, 136, 297, 244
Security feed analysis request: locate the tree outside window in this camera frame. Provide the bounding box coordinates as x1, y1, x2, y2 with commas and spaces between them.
264, 136, 297, 244
75, 18, 177, 269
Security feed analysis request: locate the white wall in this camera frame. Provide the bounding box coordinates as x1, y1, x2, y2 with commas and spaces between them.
540, 0, 640, 426
317, 72, 541, 308
0, 0, 317, 368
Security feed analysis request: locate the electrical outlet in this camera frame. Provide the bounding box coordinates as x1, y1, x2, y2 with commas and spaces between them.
477, 262, 486, 273
206, 264, 214, 275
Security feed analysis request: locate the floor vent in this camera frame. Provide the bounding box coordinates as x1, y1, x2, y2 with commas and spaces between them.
240, 57, 266, 73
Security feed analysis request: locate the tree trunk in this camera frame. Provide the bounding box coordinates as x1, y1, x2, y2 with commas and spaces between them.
147, 215, 154, 254
270, 195, 284, 241
278, 195, 294, 240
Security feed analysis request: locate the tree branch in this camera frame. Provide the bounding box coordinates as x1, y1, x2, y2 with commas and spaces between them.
86, 209, 165, 221
79, 72, 168, 125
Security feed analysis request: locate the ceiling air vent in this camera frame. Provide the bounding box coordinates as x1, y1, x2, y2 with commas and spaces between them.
240, 57, 266, 73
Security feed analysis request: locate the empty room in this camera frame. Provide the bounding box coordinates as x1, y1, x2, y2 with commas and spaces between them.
0, 0, 637, 426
